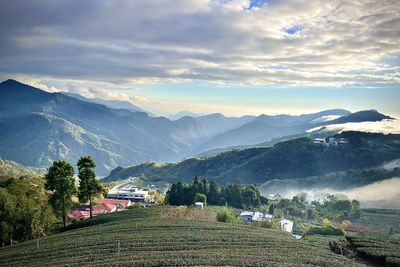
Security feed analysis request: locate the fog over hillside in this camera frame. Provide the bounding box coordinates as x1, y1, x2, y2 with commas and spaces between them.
308, 118, 400, 134
344, 177, 400, 209
270, 178, 400, 209
260, 158, 400, 209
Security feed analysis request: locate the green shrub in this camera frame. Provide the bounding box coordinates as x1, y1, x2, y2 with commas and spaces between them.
260, 219, 279, 229
306, 225, 344, 236
128, 203, 142, 209
174, 205, 188, 217
216, 207, 236, 223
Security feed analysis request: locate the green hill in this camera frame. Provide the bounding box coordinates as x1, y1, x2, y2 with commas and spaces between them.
103, 131, 400, 185
0, 158, 44, 185
0, 206, 363, 267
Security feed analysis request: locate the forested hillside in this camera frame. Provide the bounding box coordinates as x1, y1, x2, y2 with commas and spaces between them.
104, 132, 400, 186
0, 159, 44, 184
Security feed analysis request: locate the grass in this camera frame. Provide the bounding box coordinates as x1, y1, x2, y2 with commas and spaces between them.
0, 206, 364, 267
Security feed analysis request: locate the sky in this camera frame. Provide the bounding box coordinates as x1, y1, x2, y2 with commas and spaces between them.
0, 0, 399, 117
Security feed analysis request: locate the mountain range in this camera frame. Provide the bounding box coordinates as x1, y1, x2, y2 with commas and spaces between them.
0, 79, 394, 176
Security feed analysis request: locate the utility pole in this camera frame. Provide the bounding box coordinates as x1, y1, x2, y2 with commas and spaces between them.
117, 241, 120, 258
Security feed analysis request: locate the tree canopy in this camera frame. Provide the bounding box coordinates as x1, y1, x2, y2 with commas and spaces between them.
77, 156, 102, 218
0, 178, 56, 246
45, 160, 76, 228
166, 177, 262, 209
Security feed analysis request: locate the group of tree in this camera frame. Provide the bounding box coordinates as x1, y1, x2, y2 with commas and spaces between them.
276, 194, 361, 223
0, 156, 102, 246
0, 178, 56, 246
165, 176, 266, 209
45, 156, 102, 228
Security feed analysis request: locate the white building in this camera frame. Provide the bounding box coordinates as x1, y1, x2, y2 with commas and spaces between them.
264, 213, 274, 221
252, 212, 264, 222
240, 211, 254, 222
327, 137, 349, 146
267, 194, 281, 200
280, 219, 294, 233
194, 202, 204, 209
240, 211, 265, 222
107, 188, 149, 203
313, 138, 326, 145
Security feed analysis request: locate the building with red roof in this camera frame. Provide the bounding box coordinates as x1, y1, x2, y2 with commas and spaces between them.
101, 198, 131, 209
68, 210, 90, 220
92, 203, 116, 215
69, 203, 117, 221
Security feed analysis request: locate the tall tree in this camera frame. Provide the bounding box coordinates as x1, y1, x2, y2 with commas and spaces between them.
208, 179, 220, 205
175, 180, 184, 205
166, 183, 177, 205
243, 185, 261, 208
45, 160, 76, 228
269, 204, 275, 215
77, 156, 102, 218
201, 178, 209, 195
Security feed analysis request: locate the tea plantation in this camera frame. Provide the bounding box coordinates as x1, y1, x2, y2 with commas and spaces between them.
346, 236, 400, 266
0, 206, 364, 267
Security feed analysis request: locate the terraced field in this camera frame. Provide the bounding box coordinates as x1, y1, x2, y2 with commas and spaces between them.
0, 207, 364, 267
346, 236, 400, 267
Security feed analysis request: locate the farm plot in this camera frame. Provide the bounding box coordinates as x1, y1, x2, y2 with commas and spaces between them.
0, 207, 364, 267
346, 236, 400, 267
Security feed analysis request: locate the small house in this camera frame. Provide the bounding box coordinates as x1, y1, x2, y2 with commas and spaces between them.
101, 198, 131, 209
313, 138, 326, 145
194, 202, 204, 209
240, 211, 253, 222
92, 203, 117, 215
264, 213, 274, 221
252, 212, 264, 222
68, 210, 90, 220
280, 218, 294, 233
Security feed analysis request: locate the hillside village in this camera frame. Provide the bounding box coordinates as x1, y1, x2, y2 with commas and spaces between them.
313, 137, 349, 146
69, 179, 158, 220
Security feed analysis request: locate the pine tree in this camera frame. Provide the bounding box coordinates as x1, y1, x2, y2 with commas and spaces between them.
208, 179, 220, 205
45, 160, 76, 228
77, 156, 102, 218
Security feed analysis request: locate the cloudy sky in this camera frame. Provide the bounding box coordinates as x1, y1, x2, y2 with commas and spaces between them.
0, 0, 399, 116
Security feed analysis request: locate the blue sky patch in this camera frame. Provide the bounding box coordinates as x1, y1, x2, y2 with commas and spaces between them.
248, 0, 269, 10
284, 25, 302, 35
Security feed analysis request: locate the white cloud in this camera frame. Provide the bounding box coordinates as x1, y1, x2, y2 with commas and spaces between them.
0, 0, 399, 87
312, 115, 343, 123
344, 178, 400, 209
308, 118, 400, 134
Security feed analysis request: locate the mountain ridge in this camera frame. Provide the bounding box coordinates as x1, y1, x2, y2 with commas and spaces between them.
0, 79, 394, 176
103, 131, 400, 185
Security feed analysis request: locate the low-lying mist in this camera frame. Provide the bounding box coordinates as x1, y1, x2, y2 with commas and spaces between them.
343, 177, 400, 209
308, 118, 400, 134
261, 177, 400, 209
260, 159, 400, 209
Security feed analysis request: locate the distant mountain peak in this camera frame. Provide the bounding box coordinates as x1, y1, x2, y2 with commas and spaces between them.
168, 111, 203, 120
329, 109, 393, 124
1, 78, 19, 85
1, 79, 31, 88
